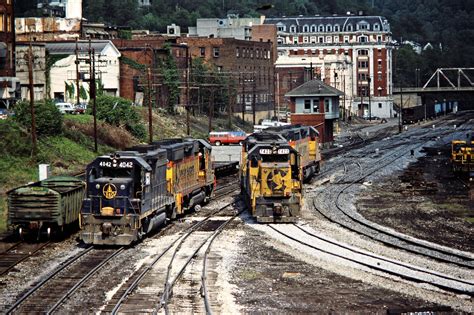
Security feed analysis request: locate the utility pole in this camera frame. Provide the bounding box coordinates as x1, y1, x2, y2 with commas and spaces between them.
89, 40, 98, 152
399, 85, 403, 133
208, 87, 214, 133
28, 38, 37, 161
241, 73, 245, 122
368, 77, 372, 121
147, 66, 153, 143
185, 45, 190, 136
342, 70, 346, 122
227, 80, 232, 129
252, 72, 256, 125
75, 38, 80, 105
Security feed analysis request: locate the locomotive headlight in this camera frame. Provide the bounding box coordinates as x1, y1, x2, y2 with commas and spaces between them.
95, 184, 100, 189
120, 184, 126, 190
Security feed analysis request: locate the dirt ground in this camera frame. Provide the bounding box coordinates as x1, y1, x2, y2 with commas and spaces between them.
230, 226, 447, 313
357, 146, 474, 253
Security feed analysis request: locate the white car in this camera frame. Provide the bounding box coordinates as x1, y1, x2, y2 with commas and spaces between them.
55, 102, 75, 114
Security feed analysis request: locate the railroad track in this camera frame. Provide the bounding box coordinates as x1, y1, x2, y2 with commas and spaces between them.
103, 201, 242, 314
6, 246, 124, 314
214, 180, 240, 199
268, 223, 474, 296
313, 129, 474, 268
0, 241, 51, 276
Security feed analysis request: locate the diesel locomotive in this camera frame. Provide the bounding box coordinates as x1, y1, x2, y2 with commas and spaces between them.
451, 134, 474, 177
241, 132, 302, 223
80, 138, 214, 245
265, 125, 321, 181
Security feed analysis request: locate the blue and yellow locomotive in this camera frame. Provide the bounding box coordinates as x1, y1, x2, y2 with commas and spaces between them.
80, 138, 214, 245
241, 132, 302, 222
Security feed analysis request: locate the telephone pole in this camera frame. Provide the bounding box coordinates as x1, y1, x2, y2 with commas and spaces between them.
89, 40, 98, 152
208, 87, 215, 133
241, 73, 245, 122
227, 80, 232, 129
252, 72, 256, 125
147, 66, 153, 143
28, 38, 37, 160
75, 38, 80, 105
185, 46, 190, 136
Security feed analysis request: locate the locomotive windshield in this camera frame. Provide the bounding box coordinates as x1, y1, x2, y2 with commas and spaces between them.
101, 168, 133, 178
261, 154, 289, 163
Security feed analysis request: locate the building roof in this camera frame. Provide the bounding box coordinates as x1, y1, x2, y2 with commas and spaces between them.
45, 40, 120, 56
285, 79, 344, 97
264, 15, 390, 32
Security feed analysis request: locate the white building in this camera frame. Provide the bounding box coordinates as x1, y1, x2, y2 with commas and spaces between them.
46, 40, 121, 103
265, 14, 394, 118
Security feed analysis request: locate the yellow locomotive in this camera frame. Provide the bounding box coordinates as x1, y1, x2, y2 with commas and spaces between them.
265, 125, 321, 181
241, 132, 302, 222
451, 135, 474, 177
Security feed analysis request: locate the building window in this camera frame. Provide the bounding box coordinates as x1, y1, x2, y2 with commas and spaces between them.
0, 14, 4, 32
378, 103, 382, 108
334, 36, 339, 43
290, 25, 296, 33
310, 36, 316, 43
374, 23, 380, 31
358, 61, 368, 68
200, 47, 205, 57
250, 48, 253, 58
277, 38, 284, 44
213, 47, 220, 57
311, 25, 316, 32
7, 15, 11, 32
326, 36, 332, 43
313, 100, 319, 113
304, 99, 311, 112
303, 25, 309, 32
377, 35, 382, 43
318, 25, 324, 32
319, 37, 324, 43
344, 36, 349, 43
293, 37, 298, 44
358, 49, 368, 55
303, 36, 309, 43
358, 73, 368, 81
326, 25, 332, 32
277, 25, 285, 32
358, 23, 369, 31
334, 24, 340, 32
324, 99, 331, 112
346, 24, 353, 32
358, 36, 368, 43
377, 72, 382, 81
236, 47, 239, 57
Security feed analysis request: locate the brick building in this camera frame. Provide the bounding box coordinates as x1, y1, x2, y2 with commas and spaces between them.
285, 79, 342, 144
265, 14, 394, 119
0, 0, 19, 108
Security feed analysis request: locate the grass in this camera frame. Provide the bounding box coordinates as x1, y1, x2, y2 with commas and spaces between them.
64, 114, 93, 124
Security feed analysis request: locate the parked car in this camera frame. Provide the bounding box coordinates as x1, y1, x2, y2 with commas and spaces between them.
0, 108, 9, 120
55, 102, 75, 114
74, 103, 87, 114
208, 131, 247, 146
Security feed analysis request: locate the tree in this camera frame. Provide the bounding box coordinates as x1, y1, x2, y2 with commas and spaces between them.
93, 95, 147, 140
14, 99, 63, 137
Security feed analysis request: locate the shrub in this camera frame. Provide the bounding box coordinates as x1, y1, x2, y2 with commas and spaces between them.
90, 95, 147, 141
14, 99, 63, 136
0, 120, 32, 156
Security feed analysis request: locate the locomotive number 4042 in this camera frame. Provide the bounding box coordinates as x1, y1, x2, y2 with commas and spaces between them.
99, 161, 134, 168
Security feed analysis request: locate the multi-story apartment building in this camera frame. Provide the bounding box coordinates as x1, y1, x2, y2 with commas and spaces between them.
265, 14, 393, 118
0, 0, 19, 108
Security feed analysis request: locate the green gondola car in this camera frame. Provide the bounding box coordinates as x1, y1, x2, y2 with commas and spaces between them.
7, 176, 85, 239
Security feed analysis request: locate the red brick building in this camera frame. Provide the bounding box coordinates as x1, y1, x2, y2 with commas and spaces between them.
285, 79, 342, 144
0, 0, 18, 108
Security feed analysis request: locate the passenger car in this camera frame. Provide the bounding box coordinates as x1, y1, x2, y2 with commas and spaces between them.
208, 131, 247, 146
74, 103, 87, 114
55, 102, 75, 114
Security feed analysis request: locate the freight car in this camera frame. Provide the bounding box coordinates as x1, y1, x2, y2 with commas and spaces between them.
7, 176, 85, 239
241, 132, 302, 223
80, 138, 214, 246
265, 125, 321, 181
402, 101, 455, 124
